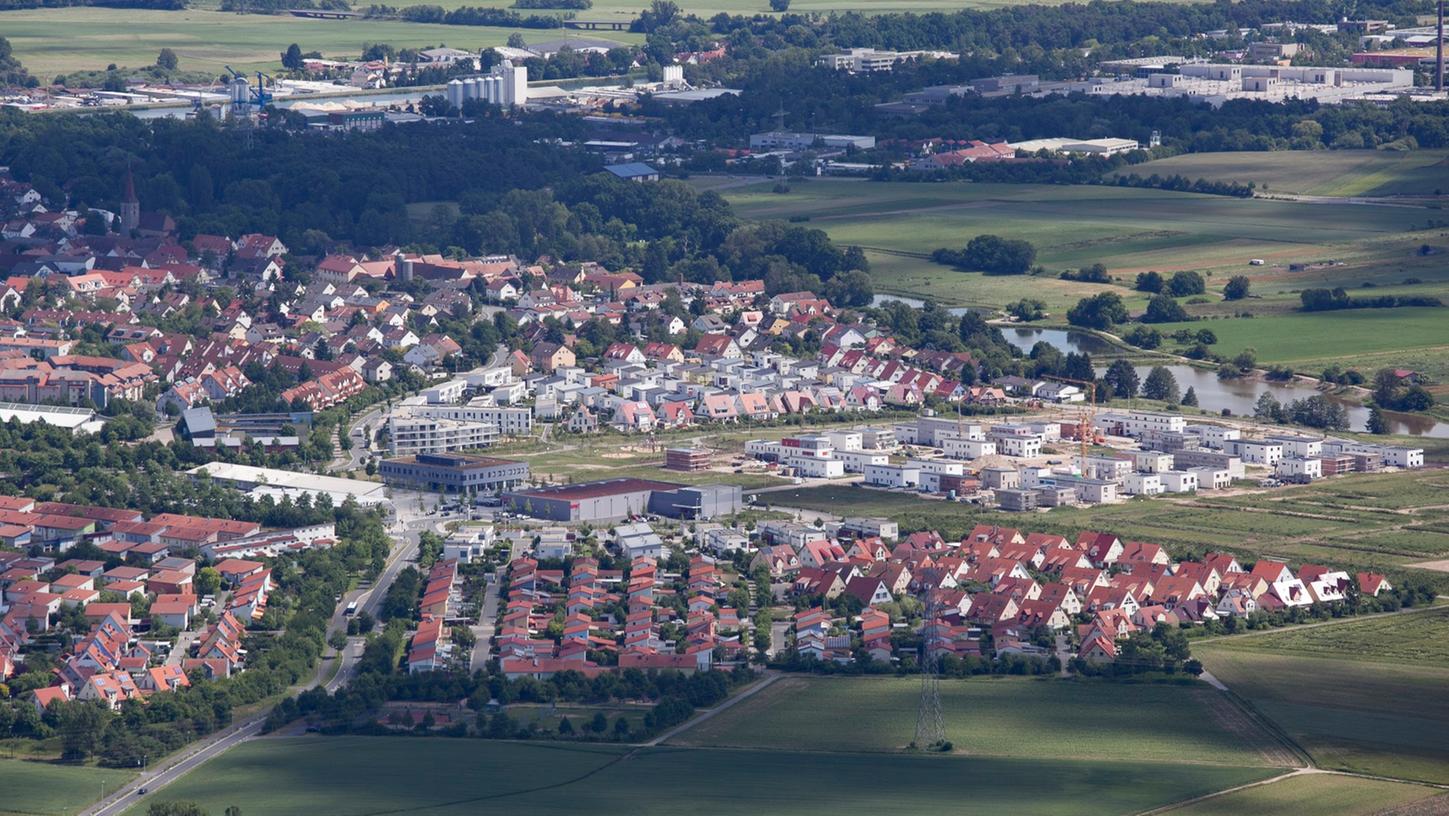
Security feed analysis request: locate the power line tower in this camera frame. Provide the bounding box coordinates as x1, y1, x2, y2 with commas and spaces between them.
913, 573, 947, 750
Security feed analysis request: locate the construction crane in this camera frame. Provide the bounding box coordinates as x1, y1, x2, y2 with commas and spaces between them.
223, 66, 274, 111
1043, 375, 1100, 473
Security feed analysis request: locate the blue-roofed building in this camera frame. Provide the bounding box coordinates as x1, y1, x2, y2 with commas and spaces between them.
604, 162, 660, 182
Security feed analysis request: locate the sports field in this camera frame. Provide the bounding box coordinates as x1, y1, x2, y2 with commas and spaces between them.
1112, 150, 1449, 198
1158, 773, 1446, 816
0, 759, 133, 816
671, 675, 1297, 766
0, 8, 639, 76
1197, 611, 1449, 785
125, 735, 1274, 816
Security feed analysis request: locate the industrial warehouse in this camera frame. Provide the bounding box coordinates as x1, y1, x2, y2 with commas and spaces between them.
502, 478, 742, 523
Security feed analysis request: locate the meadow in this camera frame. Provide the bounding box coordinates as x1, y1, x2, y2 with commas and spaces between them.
0, 759, 133, 816
124, 735, 1274, 816
671, 675, 1295, 767
723, 180, 1422, 286
1158, 774, 1446, 816
1111, 149, 1449, 198
1195, 643, 1449, 784
0, 7, 639, 76
1146, 309, 1449, 382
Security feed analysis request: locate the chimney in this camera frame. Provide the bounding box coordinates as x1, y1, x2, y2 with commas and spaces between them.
1438, 0, 1445, 93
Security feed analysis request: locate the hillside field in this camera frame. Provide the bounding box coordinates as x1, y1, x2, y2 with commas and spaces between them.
1110, 150, 1449, 198
124, 735, 1273, 816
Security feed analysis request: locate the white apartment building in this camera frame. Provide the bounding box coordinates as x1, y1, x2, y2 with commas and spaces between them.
1277, 457, 1323, 480
834, 449, 890, 472
990, 433, 1043, 458
1190, 467, 1233, 490
1123, 472, 1163, 496
1268, 434, 1324, 459
864, 463, 920, 488
1080, 456, 1132, 483
943, 437, 996, 459
1185, 423, 1241, 448
1131, 451, 1175, 473
1227, 439, 1284, 466
1160, 470, 1199, 493
1099, 411, 1187, 438
388, 413, 498, 456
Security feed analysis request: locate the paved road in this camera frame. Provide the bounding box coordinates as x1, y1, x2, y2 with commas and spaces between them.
85, 497, 446, 816
87, 714, 269, 816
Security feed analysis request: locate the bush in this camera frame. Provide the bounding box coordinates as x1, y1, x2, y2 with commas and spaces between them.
1141, 294, 1190, 323
1066, 292, 1129, 329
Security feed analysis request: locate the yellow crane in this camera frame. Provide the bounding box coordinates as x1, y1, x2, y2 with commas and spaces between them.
1043, 375, 1099, 472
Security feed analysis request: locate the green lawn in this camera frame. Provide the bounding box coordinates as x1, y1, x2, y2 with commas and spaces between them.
1110, 150, 1449, 198
1145, 308, 1449, 379
1159, 773, 1445, 816
0, 759, 134, 816
1196, 643, 1449, 784
0, 8, 639, 75
128, 735, 1274, 816
671, 675, 1294, 767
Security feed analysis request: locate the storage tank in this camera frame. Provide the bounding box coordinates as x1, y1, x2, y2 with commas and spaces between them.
230, 76, 250, 105
445, 78, 464, 110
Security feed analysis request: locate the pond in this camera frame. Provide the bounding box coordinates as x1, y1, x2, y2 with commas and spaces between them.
1003, 328, 1447, 439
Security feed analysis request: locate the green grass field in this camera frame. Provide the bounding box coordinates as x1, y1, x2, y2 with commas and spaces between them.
0, 8, 639, 76
1111, 150, 1449, 198
1159, 773, 1445, 816
1198, 625, 1449, 784
1196, 607, 1449, 668
127, 735, 1273, 816
672, 675, 1295, 766
723, 180, 1423, 287
1146, 309, 1449, 382
0, 759, 134, 816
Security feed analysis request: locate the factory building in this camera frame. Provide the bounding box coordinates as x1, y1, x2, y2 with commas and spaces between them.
445, 60, 528, 110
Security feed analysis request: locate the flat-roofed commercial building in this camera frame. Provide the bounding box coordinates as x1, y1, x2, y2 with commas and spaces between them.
379, 453, 529, 494
504, 478, 681, 523
188, 462, 389, 506
502, 478, 741, 523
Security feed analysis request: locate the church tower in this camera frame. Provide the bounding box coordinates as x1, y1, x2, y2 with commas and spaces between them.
120, 167, 140, 232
